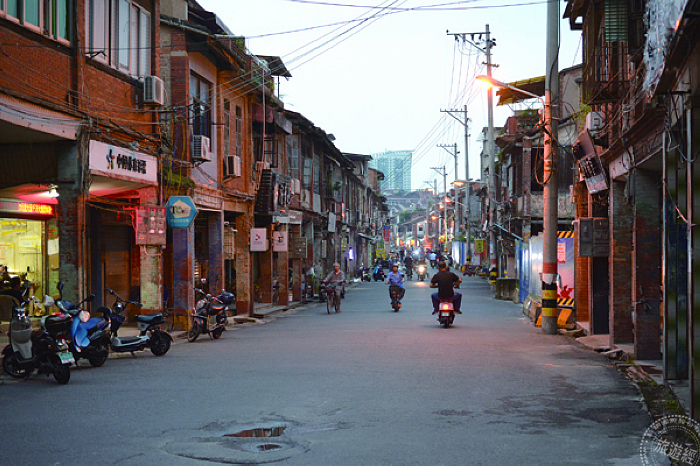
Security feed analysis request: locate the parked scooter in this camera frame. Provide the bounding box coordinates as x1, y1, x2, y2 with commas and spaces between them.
356, 266, 371, 282
188, 289, 232, 342
372, 265, 385, 282
51, 282, 109, 367
97, 289, 172, 356
2, 297, 73, 384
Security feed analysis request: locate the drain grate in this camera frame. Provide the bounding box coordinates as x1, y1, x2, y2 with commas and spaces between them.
224, 426, 286, 438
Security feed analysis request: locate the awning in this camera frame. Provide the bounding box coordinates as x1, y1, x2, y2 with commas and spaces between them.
496, 76, 545, 106
357, 233, 376, 242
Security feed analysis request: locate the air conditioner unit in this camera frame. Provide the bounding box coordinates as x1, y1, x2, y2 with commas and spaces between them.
192, 135, 211, 163
291, 179, 301, 194
143, 76, 165, 106
224, 155, 242, 177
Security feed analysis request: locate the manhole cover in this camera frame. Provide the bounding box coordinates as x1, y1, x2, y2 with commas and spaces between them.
224, 426, 286, 438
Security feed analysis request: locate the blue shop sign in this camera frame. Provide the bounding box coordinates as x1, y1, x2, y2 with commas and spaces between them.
166, 196, 198, 228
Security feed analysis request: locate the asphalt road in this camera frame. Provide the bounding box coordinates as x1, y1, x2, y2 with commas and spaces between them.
0, 271, 650, 465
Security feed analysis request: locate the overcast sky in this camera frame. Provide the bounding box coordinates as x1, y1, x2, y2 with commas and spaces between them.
196, 0, 582, 190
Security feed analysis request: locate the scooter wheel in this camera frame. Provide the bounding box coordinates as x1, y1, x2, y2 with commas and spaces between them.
211, 327, 224, 340
88, 345, 109, 367
151, 333, 171, 355
187, 321, 201, 342
2, 352, 29, 378
50, 354, 70, 384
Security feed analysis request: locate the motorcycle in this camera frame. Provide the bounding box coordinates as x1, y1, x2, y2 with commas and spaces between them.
389, 285, 403, 312
357, 266, 371, 282
430, 259, 438, 269
52, 282, 110, 368
372, 265, 385, 282
437, 300, 455, 328
2, 297, 73, 384
405, 265, 413, 281
188, 289, 233, 342
98, 289, 172, 356
416, 264, 428, 281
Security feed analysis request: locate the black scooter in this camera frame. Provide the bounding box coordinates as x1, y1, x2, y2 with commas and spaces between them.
389, 285, 403, 312
97, 289, 172, 356
187, 289, 233, 342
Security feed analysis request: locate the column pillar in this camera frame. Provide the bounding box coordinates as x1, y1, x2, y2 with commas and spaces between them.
208, 212, 224, 294
633, 168, 662, 360
173, 224, 194, 327
609, 179, 634, 345
140, 187, 162, 312
57, 142, 83, 298
234, 222, 252, 316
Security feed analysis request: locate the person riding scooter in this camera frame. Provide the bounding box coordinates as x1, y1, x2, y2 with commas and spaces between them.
385, 264, 405, 311
430, 261, 462, 315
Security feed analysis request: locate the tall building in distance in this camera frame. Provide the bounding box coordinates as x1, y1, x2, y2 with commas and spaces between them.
369, 150, 412, 194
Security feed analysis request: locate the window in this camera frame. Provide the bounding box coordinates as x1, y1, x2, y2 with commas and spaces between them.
87, 0, 150, 76
2, 0, 71, 42
287, 135, 300, 180
190, 73, 211, 138
235, 106, 243, 159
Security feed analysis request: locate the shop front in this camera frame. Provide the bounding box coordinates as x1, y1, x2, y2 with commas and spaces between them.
87, 140, 161, 312
0, 198, 57, 315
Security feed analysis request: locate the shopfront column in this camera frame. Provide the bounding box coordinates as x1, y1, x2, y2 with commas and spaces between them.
234, 223, 252, 316
140, 188, 162, 312
173, 224, 194, 324
609, 179, 633, 346
57, 143, 83, 297
208, 212, 224, 294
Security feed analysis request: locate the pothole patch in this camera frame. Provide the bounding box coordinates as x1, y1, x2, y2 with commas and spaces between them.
224, 426, 287, 438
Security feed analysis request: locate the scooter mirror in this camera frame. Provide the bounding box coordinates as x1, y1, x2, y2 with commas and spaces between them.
106, 288, 115, 295
57, 281, 64, 292
85, 294, 96, 303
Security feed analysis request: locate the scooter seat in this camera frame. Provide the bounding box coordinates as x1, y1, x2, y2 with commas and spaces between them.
135, 314, 162, 324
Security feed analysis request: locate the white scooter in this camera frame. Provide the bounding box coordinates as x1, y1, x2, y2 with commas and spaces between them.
2, 297, 73, 384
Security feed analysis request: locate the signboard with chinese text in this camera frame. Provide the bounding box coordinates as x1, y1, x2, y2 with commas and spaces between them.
0, 200, 54, 217
383, 225, 391, 242
89, 140, 157, 185
165, 196, 198, 228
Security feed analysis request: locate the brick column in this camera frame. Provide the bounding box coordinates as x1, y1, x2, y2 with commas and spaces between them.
609, 180, 634, 345
140, 187, 161, 313
633, 169, 662, 360
278, 249, 289, 305
173, 224, 194, 327
234, 224, 252, 315
208, 212, 224, 294
574, 176, 589, 323
57, 143, 83, 298
259, 240, 274, 303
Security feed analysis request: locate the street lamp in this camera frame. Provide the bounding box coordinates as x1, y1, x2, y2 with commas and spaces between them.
475, 72, 558, 335
475, 75, 545, 105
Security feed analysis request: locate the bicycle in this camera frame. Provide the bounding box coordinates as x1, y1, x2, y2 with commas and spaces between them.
323, 281, 341, 314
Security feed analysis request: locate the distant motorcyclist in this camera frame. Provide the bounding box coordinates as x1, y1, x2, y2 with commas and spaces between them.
403, 255, 413, 279
430, 261, 462, 315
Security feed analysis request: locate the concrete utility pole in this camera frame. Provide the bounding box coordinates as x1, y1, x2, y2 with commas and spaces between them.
541, 0, 560, 334
431, 167, 447, 252
440, 106, 470, 181
437, 143, 459, 181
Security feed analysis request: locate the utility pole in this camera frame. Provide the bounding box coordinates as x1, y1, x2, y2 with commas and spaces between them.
431, 166, 447, 253
541, 1, 560, 334
440, 107, 470, 181
437, 143, 459, 182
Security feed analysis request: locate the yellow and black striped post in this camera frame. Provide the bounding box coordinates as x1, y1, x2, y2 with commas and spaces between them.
489, 267, 497, 286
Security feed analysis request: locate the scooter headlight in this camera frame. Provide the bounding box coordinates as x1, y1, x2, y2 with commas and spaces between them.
196, 298, 207, 309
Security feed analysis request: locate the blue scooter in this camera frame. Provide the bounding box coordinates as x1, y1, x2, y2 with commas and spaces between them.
49, 282, 110, 367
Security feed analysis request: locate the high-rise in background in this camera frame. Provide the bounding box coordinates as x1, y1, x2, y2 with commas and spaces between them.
369, 150, 412, 194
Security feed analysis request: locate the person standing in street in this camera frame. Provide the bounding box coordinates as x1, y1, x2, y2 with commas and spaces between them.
429, 261, 462, 315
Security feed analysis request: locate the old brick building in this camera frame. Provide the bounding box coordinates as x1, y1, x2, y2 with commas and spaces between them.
0, 0, 164, 312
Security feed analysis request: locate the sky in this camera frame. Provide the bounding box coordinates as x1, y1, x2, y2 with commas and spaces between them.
196, 0, 583, 190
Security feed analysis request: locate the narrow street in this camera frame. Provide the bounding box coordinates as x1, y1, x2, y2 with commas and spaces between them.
0, 272, 649, 465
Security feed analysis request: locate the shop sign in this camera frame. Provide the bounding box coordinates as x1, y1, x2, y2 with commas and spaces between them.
89, 140, 157, 185
273, 231, 288, 252
165, 196, 198, 228
474, 239, 485, 254
250, 228, 267, 251
0, 199, 53, 216
383, 225, 391, 242
328, 212, 336, 233
273, 209, 303, 225
341, 237, 348, 249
